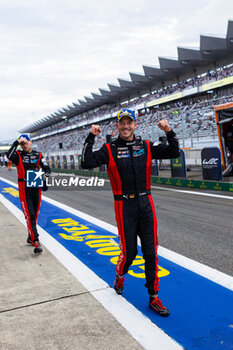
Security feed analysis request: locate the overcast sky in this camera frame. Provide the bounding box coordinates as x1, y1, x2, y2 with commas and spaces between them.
1, 0, 233, 142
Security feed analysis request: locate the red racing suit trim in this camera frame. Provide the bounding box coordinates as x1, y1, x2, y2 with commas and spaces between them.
16, 151, 25, 179
106, 144, 126, 275
105, 143, 122, 195
36, 153, 42, 169
35, 190, 42, 225
145, 141, 159, 293
145, 140, 152, 190
114, 200, 127, 276
148, 194, 159, 293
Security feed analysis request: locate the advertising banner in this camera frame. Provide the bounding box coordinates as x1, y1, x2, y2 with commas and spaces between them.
152, 159, 159, 176
201, 76, 233, 92
171, 149, 186, 178
201, 147, 222, 181
147, 92, 182, 107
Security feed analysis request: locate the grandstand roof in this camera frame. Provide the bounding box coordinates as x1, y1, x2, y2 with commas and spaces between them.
21, 20, 233, 133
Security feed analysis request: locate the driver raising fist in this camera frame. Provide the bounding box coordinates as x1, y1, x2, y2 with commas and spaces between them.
82, 109, 179, 317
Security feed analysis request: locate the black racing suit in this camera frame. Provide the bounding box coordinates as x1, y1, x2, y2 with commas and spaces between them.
81, 131, 180, 296
7, 141, 51, 242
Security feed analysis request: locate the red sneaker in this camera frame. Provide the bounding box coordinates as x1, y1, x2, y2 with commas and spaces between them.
34, 241, 43, 254
149, 296, 170, 317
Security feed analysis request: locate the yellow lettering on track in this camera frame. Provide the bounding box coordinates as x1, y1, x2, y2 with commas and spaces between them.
84, 235, 116, 240
111, 255, 170, 278
129, 264, 170, 278
53, 218, 171, 279
52, 218, 74, 223
58, 222, 79, 226
2, 187, 19, 197
96, 247, 121, 256
158, 266, 170, 277
86, 240, 118, 248
72, 230, 96, 236
63, 225, 90, 232
59, 234, 84, 242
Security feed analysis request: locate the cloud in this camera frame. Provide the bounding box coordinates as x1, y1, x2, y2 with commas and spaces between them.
1, 0, 233, 141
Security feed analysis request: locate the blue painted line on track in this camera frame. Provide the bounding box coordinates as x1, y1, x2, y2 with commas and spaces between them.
1, 178, 233, 350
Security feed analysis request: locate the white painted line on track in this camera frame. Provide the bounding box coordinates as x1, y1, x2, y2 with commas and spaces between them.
0, 193, 182, 350
151, 185, 233, 200
1, 175, 233, 292
158, 246, 233, 291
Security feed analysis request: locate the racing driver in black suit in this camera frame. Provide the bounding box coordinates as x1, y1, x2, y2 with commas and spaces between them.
7, 134, 51, 253
81, 109, 180, 317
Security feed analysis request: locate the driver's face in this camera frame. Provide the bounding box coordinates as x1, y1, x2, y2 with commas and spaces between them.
117, 116, 137, 141
21, 140, 32, 153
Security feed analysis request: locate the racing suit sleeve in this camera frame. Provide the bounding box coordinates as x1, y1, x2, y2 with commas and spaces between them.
40, 155, 51, 176
81, 133, 109, 169
6, 140, 20, 165
150, 129, 180, 159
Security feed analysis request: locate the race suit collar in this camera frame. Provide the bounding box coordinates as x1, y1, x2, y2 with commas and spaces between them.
117, 135, 136, 146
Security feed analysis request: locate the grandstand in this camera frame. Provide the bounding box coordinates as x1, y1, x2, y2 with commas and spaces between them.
20, 20, 233, 170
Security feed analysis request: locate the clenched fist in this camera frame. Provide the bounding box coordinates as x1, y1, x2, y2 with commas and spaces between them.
90, 125, 101, 136
18, 137, 28, 145
157, 120, 171, 133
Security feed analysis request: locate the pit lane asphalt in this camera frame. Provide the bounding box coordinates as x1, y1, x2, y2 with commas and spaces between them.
1, 167, 233, 277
